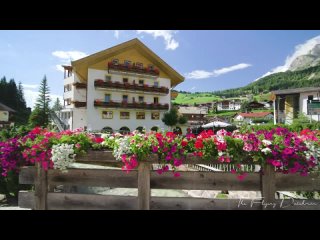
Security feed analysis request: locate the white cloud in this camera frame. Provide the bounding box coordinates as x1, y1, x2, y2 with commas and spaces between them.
24, 89, 63, 110
52, 50, 87, 72
255, 35, 320, 81
136, 30, 179, 50
22, 84, 39, 89
185, 63, 252, 79
190, 86, 196, 90
114, 30, 120, 39
52, 51, 87, 61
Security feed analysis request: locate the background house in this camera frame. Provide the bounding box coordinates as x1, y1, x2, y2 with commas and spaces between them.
272, 87, 320, 124
234, 112, 273, 124
216, 99, 241, 111
0, 102, 16, 129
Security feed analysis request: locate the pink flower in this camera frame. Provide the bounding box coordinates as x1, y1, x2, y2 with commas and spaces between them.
237, 173, 247, 181
231, 169, 236, 174
75, 143, 81, 149
152, 146, 158, 153
173, 172, 181, 177
156, 169, 163, 175
271, 160, 281, 167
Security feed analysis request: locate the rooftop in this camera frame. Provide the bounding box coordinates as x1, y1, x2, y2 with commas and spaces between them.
178, 106, 208, 115
0, 102, 16, 112
237, 112, 272, 118
272, 87, 320, 95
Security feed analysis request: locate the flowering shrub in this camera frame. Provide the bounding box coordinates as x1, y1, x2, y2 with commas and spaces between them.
1, 126, 320, 181
51, 144, 76, 172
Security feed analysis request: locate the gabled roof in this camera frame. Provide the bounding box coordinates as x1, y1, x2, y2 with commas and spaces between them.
72, 38, 184, 87
178, 106, 208, 114
237, 112, 272, 118
0, 102, 16, 112
272, 87, 320, 95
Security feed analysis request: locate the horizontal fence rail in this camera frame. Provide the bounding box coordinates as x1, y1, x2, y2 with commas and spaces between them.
18, 151, 320, 210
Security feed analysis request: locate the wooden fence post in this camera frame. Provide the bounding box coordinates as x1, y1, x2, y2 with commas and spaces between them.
34, 162, 48, 210
261, 164, 276, 210
138, 162, 151, 210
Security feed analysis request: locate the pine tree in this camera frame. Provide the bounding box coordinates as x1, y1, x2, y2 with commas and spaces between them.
52, 97, 63, 111
29, 75, 51, 127
17, 82, 27, 109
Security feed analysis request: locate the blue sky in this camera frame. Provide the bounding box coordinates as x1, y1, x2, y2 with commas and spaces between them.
1, 30, 320, 108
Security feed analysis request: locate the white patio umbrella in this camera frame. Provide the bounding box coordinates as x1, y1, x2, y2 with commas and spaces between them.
202, 121, 231, 128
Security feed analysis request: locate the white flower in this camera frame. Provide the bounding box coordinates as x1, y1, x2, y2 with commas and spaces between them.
261, 147, 271, 155
51, 144, 76, 172
262, 140, 272, 146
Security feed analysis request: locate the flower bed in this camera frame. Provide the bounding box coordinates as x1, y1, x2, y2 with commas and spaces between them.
1, 127, 319, 181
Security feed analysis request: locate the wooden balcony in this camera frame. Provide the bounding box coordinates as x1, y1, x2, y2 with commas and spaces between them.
73, 82, 87, 89
94, 80, 169, 95
94, 100, 169, 110
108, 62, 160, 77
73, 101, 87, 108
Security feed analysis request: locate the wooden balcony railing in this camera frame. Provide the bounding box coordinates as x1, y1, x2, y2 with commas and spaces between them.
94, 80, 169, 94
108, 62, 160, 77
18, 151, 320, 210
94, 100, 169, 110
73, 101, 87, 108
73, 82, 87, 89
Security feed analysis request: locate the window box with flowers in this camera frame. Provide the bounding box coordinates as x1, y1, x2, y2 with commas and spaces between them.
95, 79, 105, 87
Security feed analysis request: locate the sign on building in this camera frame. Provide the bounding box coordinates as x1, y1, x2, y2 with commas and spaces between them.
307, 100, 320, 115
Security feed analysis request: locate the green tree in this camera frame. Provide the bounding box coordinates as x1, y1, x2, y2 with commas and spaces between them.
52, 97, 63, 111
240, 101, 251, 113
29, 75, 51, 127
178, 115, 188, 124
162, 108, 179, 129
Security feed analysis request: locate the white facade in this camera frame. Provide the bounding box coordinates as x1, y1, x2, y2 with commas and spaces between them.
86, 68, 170, 132
234, 113, 273, 123
217, 100, 241, 111
61, 69, 171, 132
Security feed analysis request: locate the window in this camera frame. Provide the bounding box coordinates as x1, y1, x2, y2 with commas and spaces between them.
151, 126, 159, 131
122, 95, 128, 103
105, 75, 111, 81
123, 78, 128, 84
112, 59, 119, 65
154, 97, 159, 104
124, 60, 131, 67
138, 80, 144, 86
308, 95, 314, 101
151, 112, 160, 120
136, 62, 143, 69
64, 84, 71, 92
102, 111, 113, 119
154, 82, 159, 87
148, 64, 154, 70
136, 126, 144, 132
105, 94, 111, 103
136, 112, 145, 119
64, 98, 71, 106
120, 112, 130, 119
119, 126, 130, 134
138, 96, 144, 103
102, 127, 113, 133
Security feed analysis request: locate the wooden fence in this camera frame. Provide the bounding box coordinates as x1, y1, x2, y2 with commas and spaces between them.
18, 151, 320, 210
